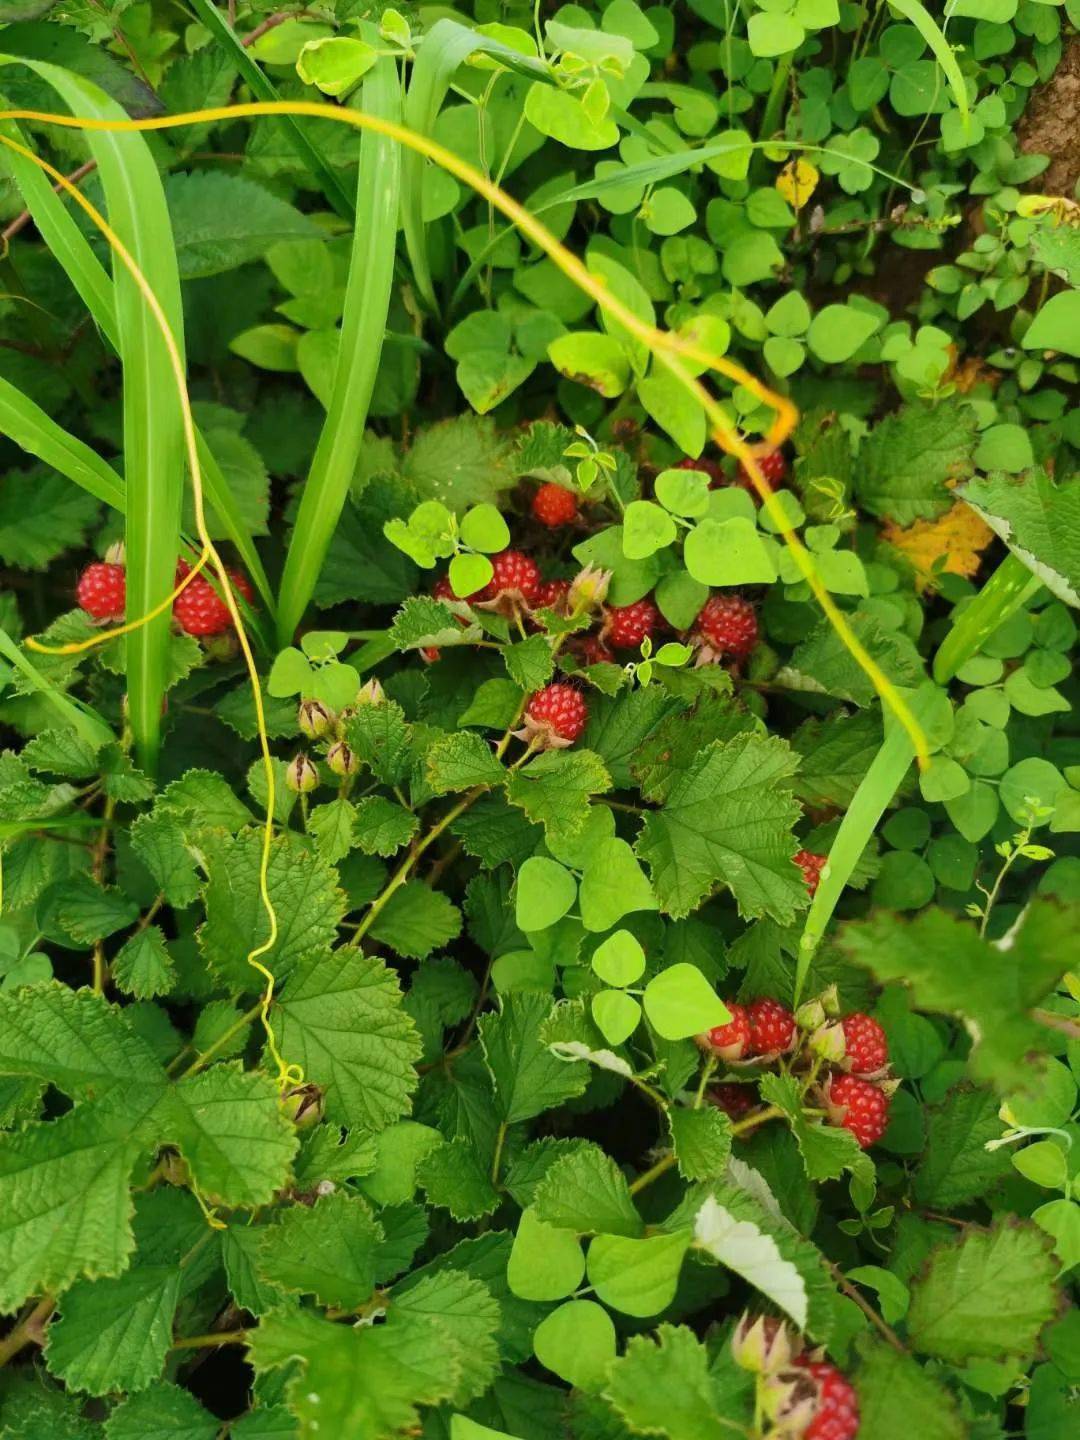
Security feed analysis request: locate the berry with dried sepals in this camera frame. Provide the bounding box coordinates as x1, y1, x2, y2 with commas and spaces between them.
520, 682, 588, 747
795, 1358, 860, 1440
746, 997, 796, 1056
326, 741, 358, 777
731, 1314, 796, 1375
532, 483, 578, 527
825, 1074, 890, 1149
794, 849, 827, 897
840, 1013, 889, 1076
707, 1083, 757, 1121
298, 700, 335, 740
286, 754, 319, 794
477, 549, 542, 607
76, 562, 126, 622
701, 1001, 751, 1061
605, 597, 661, 651
695, 594, 759, 662
174, 560, 254, 637
535, 578, 571, 611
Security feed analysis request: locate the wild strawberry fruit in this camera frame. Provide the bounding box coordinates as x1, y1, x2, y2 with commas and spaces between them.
535, 578, 571, 611
738, 449, 787, 493
695, 594, 759, 662
708, 1083, 757, 1121
676, 455, 725, 488
605, 597, 661, 651
532, 483, 578, 527
173, 560, 253, 637
826, 1074, 890, 1149
522, 682, 587, 747
702, 1001, 751, 1061
840, 1013, 889, 1076
477, 549, 542, 607
578, 633, 615, 666
796, 1358, 860, 1440
794, 849, 827, 897
746, 997, 796, 1056
76, 561, 126, 621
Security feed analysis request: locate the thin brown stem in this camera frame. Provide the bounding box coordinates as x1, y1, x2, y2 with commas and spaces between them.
629, 1151, 677, 1195
242, 9, 323, 47
0, 1296, 55, 1368
827, 1261, 906, 1353
171, 1328, 250, 1350
2, 161, 97, 247
177, 1001, 262, 1080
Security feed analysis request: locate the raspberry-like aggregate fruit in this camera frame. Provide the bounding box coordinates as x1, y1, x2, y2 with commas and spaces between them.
676, 455, 725, 488
479, 549, 542, 606
173, 561, 253, 637
578, 633, 615, 666
535, 578, 571, 610
738, 449, 787, 493
796, 1359, 860, 1440
827, 1074, 890, 1149
606, 597, 661, 650
746, 997, 796, 1056
841, 1013, 889, 1076
794, 849, 827, 897
525, 682, 587, 744
76, 562, 126, 621
696, 594, 759, 661
708, 1083, 757, 1121
532, 483, 578, 527
432, 574, 455, 601
704, 1002, 751, 1061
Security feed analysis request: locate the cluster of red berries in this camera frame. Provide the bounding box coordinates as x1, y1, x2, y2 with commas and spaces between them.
676, 447, 787, 497
76, 558, 252, 638
701, 999, 892, 1150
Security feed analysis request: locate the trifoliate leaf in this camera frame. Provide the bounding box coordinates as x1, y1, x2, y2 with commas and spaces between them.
605, 1324, 741, 1440
506, 749, 612, 844
906, 1221, 1058, 1364
532, 1144, 643, 1237
425, 731, 507, 794
273, 948, 421, 1130
635, 733, 803, 921
352, 795, 419, 858
587, 1230, 690, 1317
668, 1106, 732, 1181
962, 468, 1080, 607
257, 1191, 381, 1309
479, 993, 589, 1125
368, 881, 462, 959
579, 837, 658, 931
45, 1266, 180, 1396
533, 1299, 616, 1393
112, 926, 176, 1000
837, 900, 1079, 1094
507, 1207, 586, 1301
199, 829, 345, 990
417, 1138, 499, 1221
857, 400, 976, 524
164, 1064, 298, 1207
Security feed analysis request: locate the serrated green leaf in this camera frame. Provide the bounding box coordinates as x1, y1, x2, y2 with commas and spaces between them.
257, 1191, 380, 1308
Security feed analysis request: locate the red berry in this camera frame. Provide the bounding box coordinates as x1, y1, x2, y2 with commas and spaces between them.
705, 1002, 751, 1061
746, 998, 796, 1056
708, 1082, 757, 1121
532, 483, 578, 528
535, 578, 570, 611
696, 595, 759, 661
578, 633, 615, 666
525, 682, 587, 744
796, 1359, 860, 1440
76, 562, 126, 621
173, 561, 254, 637
738, 449, 787, 493
794, 849, 827, 897
827, 1074, 890, 1149
478, 549, 541, 606
841, 1013, 889, 1076
432, 574, 455, 601
605, 597, 661, 651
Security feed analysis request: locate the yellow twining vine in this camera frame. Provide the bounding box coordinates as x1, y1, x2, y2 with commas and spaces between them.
0, 98, 930, 1100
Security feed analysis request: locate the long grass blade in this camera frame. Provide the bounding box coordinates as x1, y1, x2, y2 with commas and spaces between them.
186, 0, 355, 223
0, 376, 124, 509
276, 42, 401, 646
932, 553, 1039, 685
8, 60, 185, 773
0, 116, 275, 616
887, 0, 972, 136
0, 626, 113, 747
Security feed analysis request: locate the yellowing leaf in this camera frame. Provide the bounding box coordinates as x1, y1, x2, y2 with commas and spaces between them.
776, 158, 819, 209
883, 501, 994, 591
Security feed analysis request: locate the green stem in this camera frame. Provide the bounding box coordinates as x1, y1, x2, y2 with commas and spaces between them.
171, 1329, 250, 1351
758, 53, 793, 150
178, 1002, 261, 1080
629, 1151, 677, 1195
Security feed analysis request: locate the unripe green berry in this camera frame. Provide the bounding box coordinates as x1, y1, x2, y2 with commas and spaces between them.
326, 740, 358, 777
286, 753, 319, 793
298, 699, 335, 739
